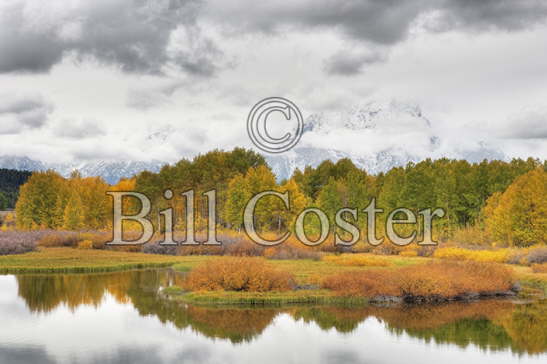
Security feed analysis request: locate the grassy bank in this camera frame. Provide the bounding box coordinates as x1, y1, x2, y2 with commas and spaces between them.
0, 248, 423, 276
2, 248, 546, 306
173, 253, 426, 286
512, 265, 547, 297
0, 247, 209, 273
163, 286, 367, 306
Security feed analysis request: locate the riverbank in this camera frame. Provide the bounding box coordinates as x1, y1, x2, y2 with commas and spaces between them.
164, 259, 525, 307
0, 247, 208, 273
161, 285, 523, 307
0, 247, 424, 276
1, 248, 546, 306
161, 286, 367, 306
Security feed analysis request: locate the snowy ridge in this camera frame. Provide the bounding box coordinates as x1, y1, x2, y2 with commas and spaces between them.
0, 156, 164, 185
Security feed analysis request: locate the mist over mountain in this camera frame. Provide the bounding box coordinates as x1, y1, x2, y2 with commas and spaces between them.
266, 100, 505, 180
0, 101, 506, 183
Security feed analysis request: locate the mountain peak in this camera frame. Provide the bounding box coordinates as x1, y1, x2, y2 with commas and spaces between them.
303, 99, 430, 134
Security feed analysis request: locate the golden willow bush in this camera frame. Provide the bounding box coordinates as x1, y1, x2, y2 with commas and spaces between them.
433, 247, 512, 263
182, 257, 295, 292
322, 261, 514, 298
434, 246, 547, 265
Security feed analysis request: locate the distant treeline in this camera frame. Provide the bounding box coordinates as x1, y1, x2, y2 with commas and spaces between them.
0, 169, 32, 210
135, 149, 546, 245
13, 148, 547, 246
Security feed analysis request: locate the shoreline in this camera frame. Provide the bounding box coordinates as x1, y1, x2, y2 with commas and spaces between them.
160, 285, 523, 307
1, 248, 545, 307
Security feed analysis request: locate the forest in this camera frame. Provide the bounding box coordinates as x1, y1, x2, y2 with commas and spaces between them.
11, 148, 547, 248
0, 169, 31, 210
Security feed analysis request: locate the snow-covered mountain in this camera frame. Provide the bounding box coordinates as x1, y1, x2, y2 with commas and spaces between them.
266, 100, 505, 180
265, 147, 415, 181
0, 156, 47, 172
0, 100, 506, 183
0, 156, 164, 185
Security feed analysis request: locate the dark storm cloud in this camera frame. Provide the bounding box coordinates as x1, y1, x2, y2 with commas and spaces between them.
208, 0, 547, 44
0, 0, 223, 76
2, 0, 546, 76
0, 94, 52, 133
206, 0, 429, 45
432, 0, 547, 32
324, 50, 386, 76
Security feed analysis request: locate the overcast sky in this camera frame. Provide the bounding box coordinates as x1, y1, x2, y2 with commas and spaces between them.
1, 0, 546, 164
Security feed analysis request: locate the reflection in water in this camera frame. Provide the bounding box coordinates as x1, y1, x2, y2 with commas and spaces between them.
1, 270, 545, 363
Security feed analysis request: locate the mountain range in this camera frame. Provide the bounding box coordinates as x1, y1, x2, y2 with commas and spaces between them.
0, 100, 506, 184
265, 100, 505, 180
0, 156, 164, 185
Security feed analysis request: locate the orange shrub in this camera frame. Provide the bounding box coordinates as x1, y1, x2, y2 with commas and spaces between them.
78, 232, 112, 249
182, 257, 295, 292
322, 270, 399, 297
77, 240, 93, 249
531, 263, 547, 273
322, 261, 514, 298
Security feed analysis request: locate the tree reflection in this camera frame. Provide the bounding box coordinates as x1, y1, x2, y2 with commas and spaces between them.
14, 271, 547, 353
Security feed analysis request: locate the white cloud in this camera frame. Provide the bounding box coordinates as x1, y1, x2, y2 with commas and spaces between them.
0, 1, 546, 164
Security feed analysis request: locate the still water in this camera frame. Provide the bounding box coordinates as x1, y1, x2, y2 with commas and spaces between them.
0, 269, 545, 364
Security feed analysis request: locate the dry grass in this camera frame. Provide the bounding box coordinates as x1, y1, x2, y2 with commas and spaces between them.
0, 247, 208, 273
322, 254, 390, 267
434, 247, 512, 263
182, 257, 295, 292
434, 246, 547, 266
263, 239, 321, 260
532, 263, 547, 273
322, 261, 514, 298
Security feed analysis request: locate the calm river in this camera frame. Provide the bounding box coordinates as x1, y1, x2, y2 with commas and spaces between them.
0, 270, 545, 364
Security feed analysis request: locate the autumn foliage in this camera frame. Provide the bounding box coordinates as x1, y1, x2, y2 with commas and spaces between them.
322, 261, 514, 298
182, 257, 295, 292
483, 168, 546, 247
433, 247, 512, 263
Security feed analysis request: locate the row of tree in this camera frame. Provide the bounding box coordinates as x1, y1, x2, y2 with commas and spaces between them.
15, 171, 117, 230
13, 148, 546, 246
